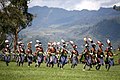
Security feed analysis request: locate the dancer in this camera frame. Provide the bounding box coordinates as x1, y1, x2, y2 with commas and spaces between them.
105, 39, 114, 71
2, 40, 11, 66
35, 40, 44, 67
59, 39, 68, 69
82, 38, 91, 71
88, 38, 97, 67
16, 41, 25, 66
70, 41, 79, 68
56, 42, 61, 67
96, 41, 104, 70
26, 41, 33, 67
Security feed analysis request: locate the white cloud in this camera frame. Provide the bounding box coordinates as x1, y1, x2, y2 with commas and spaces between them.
74, 1, 100, 10
115, 2, 120, 5
28, 0, 120, 10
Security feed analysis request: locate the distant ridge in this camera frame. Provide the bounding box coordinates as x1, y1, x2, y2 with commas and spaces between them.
20, 6, 120, 51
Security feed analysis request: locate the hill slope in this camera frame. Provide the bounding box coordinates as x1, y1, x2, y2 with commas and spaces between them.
20, 6, 120, 51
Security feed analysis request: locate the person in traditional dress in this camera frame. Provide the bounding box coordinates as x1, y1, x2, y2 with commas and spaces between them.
49, 42, 57, 68
33, 40, 41, 65
16, 41, 25, 66
56, 42, 61, 67
2, 40, 11, 66
26, 41, 33, 67
82, 38, 92, 71
71, 45, 78, 68
96, 41, 104, 70
105, 39, 114, 71
46, 42, 51, 67
69, 41, 78, 68
34, 40, 44, 67
59, 39, 68, 69
88, 38, 97, 67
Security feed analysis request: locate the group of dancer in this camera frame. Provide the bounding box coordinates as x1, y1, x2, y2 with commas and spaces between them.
1, 38, 116, 71
81, 37, 115, 71
2, 39, 78, 69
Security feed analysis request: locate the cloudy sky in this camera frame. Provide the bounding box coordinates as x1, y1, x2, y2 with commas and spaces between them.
28, 0, 120, 10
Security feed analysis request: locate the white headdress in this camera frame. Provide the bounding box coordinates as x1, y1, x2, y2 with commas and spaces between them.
85, 44, 89, 47
107, 39, 111, 44
61, 39, 65, 43
57, 42, 60, 45
48, 42, 51, 45
52, 42, 56, 46
5, 40, 9, 43
97, 41, 101, 44
29, 41, 32, 44
36, 40, 40, 43
35, 44, 39, 47
70, 41, 74, 44
84, 38, 87, 42
88, 38, 93, 42
18, 41, 22, 44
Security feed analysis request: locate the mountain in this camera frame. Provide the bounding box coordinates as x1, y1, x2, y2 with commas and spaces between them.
28, 6, 120, 28
20, 6, 120, 52
89, 18, 120, 48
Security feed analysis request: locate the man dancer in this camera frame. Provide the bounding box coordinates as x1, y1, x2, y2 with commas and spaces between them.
35, 40, 44, 67
59, 39, 68, 69
70, 41, 79, 68
16, 41, 25, 66
88, 38, 97, 67
105, 39, 114, 71
26, 41, 33, 67
49, 42, 57, 68
46, 42, 57, 68
82, 38, 91, 71
56, 42, 61, 67
96, 41, 104, 70
2, 40, 11, 66
46, 42, 51, 67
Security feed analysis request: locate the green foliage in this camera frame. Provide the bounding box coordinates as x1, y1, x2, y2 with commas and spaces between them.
0, 0, 33, 50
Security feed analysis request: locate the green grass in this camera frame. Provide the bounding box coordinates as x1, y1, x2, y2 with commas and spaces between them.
0, 61, 120, 80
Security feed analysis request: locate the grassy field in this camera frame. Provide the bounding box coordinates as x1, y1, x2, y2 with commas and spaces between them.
0, 61, 120, 80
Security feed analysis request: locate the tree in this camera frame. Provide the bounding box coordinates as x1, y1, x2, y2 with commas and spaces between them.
0, 0, 11, 49
0, 0, 33, 51
113, 5, 120, 11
